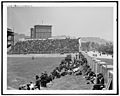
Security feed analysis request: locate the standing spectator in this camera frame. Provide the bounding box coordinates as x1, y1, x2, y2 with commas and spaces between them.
35, 75, 41, 90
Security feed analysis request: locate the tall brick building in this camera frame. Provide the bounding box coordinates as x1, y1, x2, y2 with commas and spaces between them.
31, 25, 52, 39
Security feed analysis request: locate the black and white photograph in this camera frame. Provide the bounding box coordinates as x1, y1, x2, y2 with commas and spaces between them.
1, 1, 118, 95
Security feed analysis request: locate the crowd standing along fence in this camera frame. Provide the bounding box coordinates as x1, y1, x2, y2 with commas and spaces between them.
81, 51, 113, 89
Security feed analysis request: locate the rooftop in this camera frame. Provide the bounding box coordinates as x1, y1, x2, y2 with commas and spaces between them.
34, 25, 52, 27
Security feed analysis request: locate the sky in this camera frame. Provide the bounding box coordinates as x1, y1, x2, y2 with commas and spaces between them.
7, 7, 113, 41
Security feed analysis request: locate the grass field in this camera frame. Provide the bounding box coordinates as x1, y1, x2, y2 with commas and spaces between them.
7, 57, 64, 89
7, 56, 93, 90
7, 53, 113, 90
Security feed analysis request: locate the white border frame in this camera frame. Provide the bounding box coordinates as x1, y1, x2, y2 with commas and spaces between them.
2, 2, 117, 95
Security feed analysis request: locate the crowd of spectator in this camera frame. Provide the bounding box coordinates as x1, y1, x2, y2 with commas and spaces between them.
18, 52, 105, 90
8, 39, 79, 54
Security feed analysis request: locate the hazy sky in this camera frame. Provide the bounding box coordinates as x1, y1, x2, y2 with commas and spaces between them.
7, 7, 113, 41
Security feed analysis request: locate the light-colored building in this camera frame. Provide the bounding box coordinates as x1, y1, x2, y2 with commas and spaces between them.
31, 25, 52, 39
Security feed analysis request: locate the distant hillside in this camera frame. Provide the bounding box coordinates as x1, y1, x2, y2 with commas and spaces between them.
52, 36, 109, 44
14, 33, 30, 43
80, 37, 109, 45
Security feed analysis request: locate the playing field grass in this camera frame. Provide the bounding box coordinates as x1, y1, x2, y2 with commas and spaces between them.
7, 57, 64, 89
7, 56, 93, 90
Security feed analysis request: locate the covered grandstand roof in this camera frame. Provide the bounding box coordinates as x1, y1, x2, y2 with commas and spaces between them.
7, 28, 14, 36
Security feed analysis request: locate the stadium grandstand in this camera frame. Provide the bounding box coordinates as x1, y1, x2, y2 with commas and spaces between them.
7, 28, 14, 53
8, 38, 79, 54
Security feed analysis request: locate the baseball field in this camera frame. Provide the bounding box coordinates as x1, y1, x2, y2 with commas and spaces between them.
7, 53, 112, 90
7, 54, 93, 90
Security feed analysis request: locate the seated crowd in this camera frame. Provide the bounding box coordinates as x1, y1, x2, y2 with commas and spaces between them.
18, 52, 105, 90
8, 39, 79, 54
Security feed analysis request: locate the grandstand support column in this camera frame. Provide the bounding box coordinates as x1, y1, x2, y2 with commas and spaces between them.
78, 37, 81, 52
106, 63, 108, 83
92, 57, 96, 72
95, 60, 101, 74
11, 34, 14, 49
99, 62, 106, 73
94, 60, 98, 84
95, 59, 101, 84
